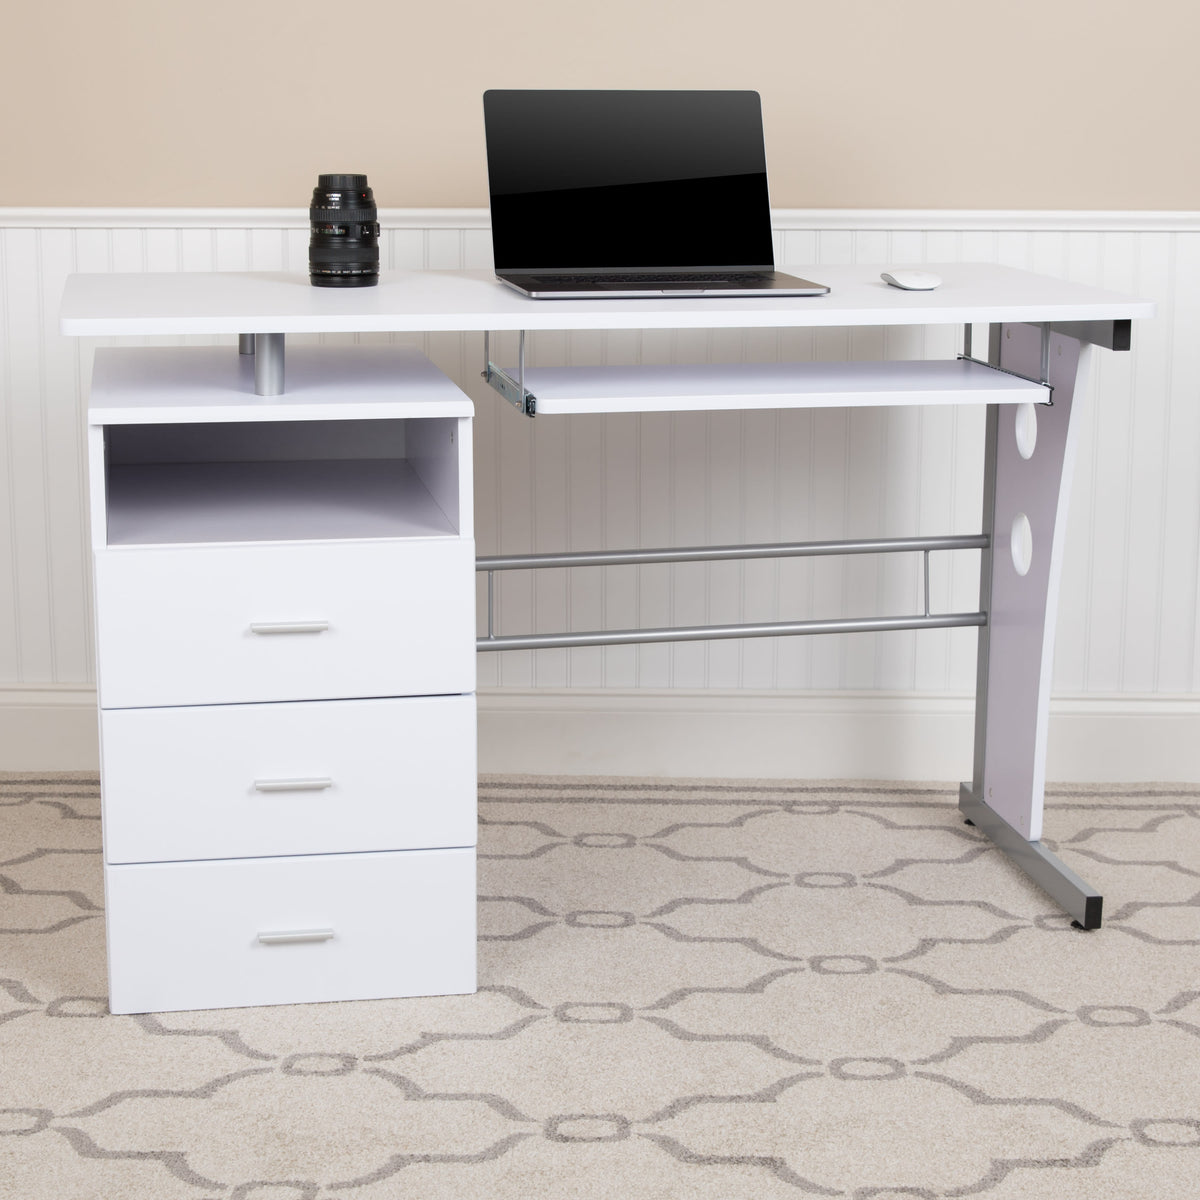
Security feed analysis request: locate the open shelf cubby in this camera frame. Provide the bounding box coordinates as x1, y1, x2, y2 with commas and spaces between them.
103, 417, 461, 547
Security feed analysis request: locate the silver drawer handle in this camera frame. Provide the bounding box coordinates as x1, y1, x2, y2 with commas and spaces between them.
249, 621, 330, 636
253, 777, 334, 793
257, 928, 335, 945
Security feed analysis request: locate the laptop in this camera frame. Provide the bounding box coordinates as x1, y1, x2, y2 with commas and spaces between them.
483, 89, 829, 299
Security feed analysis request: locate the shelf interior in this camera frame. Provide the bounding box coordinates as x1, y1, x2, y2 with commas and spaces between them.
106, 459, 457, 545
103, 417, 460, 546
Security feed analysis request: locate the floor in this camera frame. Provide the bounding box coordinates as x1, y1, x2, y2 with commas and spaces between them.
2, 772, 1199, 1199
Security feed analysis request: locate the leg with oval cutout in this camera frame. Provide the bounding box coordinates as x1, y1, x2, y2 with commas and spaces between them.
959, 323, 1103, 928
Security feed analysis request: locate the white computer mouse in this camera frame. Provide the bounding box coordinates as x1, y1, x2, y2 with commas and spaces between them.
881, 269, 942, 291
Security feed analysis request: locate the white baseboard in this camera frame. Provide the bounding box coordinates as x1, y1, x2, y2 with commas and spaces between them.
480, 689, 1200, 783
478, 688, 977, 781
4, 686, 1197, 782
0, 687, 100, 770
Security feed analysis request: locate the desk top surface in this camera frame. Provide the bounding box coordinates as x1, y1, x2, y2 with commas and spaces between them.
61, 263, 1154, 337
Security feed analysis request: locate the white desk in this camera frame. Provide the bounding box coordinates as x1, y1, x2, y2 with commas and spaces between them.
62, 263, 1152, 1012
61, 263, 1146, 335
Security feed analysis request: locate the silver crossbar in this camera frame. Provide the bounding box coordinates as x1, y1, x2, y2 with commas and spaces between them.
476, 533, 988, 651
479, 611, 986, 653
478, 534, 987, 572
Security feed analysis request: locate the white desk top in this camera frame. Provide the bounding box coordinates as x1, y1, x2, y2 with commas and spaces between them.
61, 264, 1154, 337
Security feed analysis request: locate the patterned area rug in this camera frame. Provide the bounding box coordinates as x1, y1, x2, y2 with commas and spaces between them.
2, 771, 1200, 1199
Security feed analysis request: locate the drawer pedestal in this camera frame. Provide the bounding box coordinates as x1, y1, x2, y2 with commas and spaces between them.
88, 344, 477, 1013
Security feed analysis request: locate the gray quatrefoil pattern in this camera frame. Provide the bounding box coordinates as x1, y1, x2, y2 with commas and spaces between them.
2, 771, 1200, 1199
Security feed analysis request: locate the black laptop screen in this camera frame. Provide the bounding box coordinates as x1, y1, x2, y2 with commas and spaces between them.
484, 90, 776, 274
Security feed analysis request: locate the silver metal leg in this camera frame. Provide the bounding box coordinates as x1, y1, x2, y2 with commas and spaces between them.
254, 332, 285, 396
961, 322, 1103, 928
239, 334, 255, 355
959, 785, 1102, 928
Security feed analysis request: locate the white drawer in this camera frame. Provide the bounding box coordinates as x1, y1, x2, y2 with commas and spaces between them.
104, 848, 476, 1013
94, 538, 475, 708
101, 695, 476, 864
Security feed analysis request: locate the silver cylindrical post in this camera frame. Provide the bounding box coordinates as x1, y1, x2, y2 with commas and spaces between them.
254, 332, 285, 396
239, 333, 255, 355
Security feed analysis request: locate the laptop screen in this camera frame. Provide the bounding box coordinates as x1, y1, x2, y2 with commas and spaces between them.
484, 90, 776, 274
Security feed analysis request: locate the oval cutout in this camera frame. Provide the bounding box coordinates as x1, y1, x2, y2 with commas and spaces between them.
1014, 403, 1038, 460
1011, 513, 1033, 576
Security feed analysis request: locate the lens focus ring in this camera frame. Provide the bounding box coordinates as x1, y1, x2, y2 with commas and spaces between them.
309, 207, 378, 222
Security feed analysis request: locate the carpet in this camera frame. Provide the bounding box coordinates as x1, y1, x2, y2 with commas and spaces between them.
2, 771, 1199, 1199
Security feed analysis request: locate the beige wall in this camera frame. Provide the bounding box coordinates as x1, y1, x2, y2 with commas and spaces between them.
3, 0, 1198, 210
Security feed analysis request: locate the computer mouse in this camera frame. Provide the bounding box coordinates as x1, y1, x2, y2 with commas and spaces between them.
881, 269, 942, 291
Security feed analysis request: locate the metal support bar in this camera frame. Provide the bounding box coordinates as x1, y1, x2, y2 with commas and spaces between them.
482, 329, 536, 415
972, 339, 1002, 795
239, 334, 255, 355
254, 332, 285, 396
478, 610, 985, 653
478, 533, 988, 573
478, 534, 988, 651
958, 785, 1103, 928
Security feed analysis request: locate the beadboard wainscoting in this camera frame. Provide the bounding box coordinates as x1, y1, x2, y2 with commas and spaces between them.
2, 209, 1199, 778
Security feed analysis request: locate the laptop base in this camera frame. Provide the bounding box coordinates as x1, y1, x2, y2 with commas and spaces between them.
497, 271, 830, 300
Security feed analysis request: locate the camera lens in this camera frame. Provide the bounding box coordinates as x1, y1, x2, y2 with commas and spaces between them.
309, 173, 380, 287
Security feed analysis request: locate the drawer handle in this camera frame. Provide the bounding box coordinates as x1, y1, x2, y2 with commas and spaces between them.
257, 928, 335, 945
253, 777, 334, 793
249, 621, 330, 636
